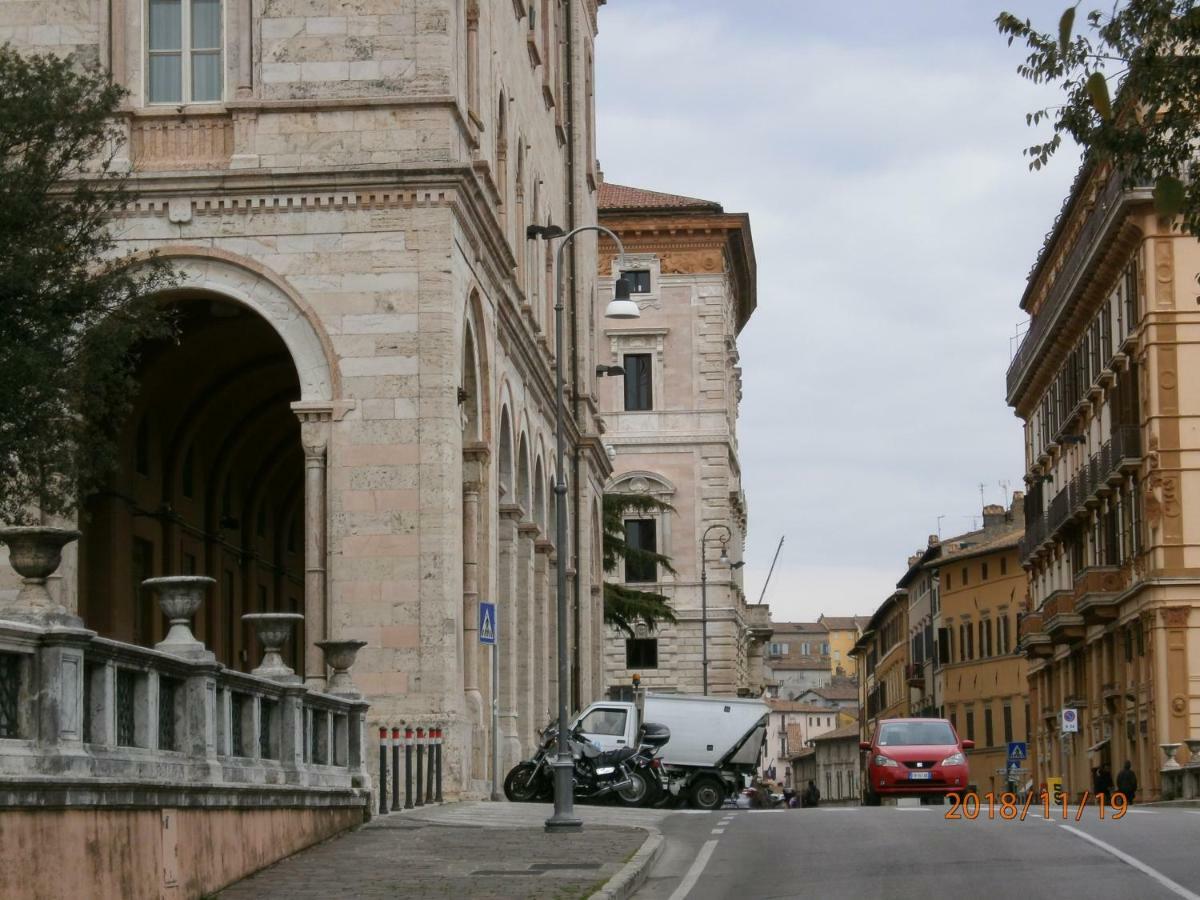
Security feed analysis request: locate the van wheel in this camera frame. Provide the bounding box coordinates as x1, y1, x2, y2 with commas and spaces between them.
690, 777, 725, 811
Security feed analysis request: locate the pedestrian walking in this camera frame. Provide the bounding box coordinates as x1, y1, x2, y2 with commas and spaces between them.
1093, 763, 1113, 803
802, 779, 820, 808
1115, 760, 1138, 805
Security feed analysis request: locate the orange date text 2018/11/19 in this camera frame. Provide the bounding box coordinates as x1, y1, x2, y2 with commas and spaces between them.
943, 791, 1129, 821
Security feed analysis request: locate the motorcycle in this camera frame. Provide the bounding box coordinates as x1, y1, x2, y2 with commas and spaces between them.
504, 722, 660, 806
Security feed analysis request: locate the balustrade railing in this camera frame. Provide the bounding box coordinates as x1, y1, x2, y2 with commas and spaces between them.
0, 620, 369, 794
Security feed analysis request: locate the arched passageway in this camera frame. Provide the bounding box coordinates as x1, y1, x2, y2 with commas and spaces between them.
79, 294, 306, 674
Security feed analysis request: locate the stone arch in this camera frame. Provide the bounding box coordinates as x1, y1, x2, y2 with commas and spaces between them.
517, 432, 532, 516
146, 247, 337, 403
462, 321, 482, 442
532, 456, 546, 530
498, 407, 514, 499
607, 471, 676, 498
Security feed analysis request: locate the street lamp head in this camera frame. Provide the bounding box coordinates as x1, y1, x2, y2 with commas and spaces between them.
605, 275, 640, 320
718, 547, 730, 566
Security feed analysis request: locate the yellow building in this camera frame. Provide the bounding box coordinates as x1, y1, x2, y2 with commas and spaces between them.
852, 591, 909, 745
934, 523, 1030, 794
819, 614, 869, 678
1011, 162, 1200, 801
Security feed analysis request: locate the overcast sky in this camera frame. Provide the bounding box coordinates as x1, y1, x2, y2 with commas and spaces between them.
595, 1, 1080, 622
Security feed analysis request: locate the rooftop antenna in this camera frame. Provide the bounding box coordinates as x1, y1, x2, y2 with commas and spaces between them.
936, 515, 946, 538
757, 535, 785, 607
999, 479, 1011, 503
979, 482, 987, 509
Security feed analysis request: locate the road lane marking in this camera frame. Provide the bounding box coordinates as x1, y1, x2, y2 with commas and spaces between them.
667, 839, 719, 900
711, 828, 725, 834
1058, 824, 1200, 900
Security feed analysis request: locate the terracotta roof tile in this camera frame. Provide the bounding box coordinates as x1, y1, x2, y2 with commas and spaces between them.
598, 181, 722, 213
810, 723, 861, 742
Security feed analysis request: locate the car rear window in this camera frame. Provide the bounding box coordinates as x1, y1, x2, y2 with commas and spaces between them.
877, 722, 956, 746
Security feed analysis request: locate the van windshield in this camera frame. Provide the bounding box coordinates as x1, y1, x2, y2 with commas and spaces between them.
877, 722, 956, 747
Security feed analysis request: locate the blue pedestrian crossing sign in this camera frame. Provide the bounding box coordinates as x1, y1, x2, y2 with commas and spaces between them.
1007, 741, 1027, 763
478, 601, 497, 645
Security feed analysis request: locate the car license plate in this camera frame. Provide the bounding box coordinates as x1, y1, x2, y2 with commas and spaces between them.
908, 771, 932, 781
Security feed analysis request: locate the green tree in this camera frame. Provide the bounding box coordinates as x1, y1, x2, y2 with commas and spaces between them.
0, 46, 173, 525
602, 492, 678, 637
997, 2, 1200, 229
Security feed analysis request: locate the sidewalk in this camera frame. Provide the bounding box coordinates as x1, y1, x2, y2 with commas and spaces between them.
217, 802, 667, 900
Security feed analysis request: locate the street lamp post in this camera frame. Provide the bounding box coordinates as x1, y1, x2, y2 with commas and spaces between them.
529, 222, 638, 833
700, 523, 743, 696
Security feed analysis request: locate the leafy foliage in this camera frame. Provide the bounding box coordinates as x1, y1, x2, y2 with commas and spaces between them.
0, 47, 174, 525
602, 492, 678, 637
997, 2, 1200, 230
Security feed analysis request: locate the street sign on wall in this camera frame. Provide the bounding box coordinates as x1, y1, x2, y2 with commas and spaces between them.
1061, 708, 1078, 734
479, 601, 497, 645
1007, 741, 1027, 763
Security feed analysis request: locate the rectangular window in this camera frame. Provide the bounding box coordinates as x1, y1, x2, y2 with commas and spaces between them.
1000, 556, 1007, 576
623, 353, 653, 411
622, 269, 651, 294
625, 638, 658, 669
965, 709, 975, 742
147, 0, 223, 105
1003, 705, 1013, 744
132, 538, 154, 646
981, 562, 989, 580
984, 707, 994, 747
937, 627, 951, 665
961, 566, 968, 586
945, 571, 952, 590
623, 518, 657, 583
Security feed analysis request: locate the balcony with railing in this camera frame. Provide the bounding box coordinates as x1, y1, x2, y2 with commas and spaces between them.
1017, 611, 1052, 658
1006, 171, 1150, 403
1042, 590, 1085, 644
1073, 565, 1126, 624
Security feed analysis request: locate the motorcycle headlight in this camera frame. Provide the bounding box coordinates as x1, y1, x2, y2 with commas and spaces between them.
941, 752, 966, 767
873, 754, 899, 767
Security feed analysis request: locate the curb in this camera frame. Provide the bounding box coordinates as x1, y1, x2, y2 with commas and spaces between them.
591, 827, 664, 900
1140, 798, 1200, 809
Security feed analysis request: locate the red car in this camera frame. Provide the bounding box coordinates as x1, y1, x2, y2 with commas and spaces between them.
860, 717, 973, 804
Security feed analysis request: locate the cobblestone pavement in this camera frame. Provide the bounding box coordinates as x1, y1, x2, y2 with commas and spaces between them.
218, 805, 652, 900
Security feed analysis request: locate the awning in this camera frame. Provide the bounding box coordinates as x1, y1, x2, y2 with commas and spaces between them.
1087, 738, 1110, 753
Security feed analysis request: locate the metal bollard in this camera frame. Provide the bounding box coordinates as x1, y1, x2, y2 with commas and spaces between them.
391, 725, 401, 812
425, 726, 436, 802
378, 727, 389, 815
434, 726, 444, 803
415, 727, 425, 807
404, 725, 414, 809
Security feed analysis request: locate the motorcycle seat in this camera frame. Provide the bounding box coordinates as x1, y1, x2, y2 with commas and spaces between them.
597, 746, 637, 766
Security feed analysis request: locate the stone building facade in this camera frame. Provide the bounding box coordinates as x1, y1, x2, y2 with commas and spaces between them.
791, 723, 860, 803
1011, 162, 1200, 802
0, 0, 616, 797
595, 183, 770, 696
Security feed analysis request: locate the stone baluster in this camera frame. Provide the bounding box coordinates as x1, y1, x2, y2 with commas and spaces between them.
294, 407, 331, 689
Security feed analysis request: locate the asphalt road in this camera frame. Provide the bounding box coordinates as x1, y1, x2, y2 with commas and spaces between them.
635, 802, 1200, 900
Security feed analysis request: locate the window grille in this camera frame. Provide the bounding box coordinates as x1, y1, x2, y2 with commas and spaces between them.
0, 653, 21, 738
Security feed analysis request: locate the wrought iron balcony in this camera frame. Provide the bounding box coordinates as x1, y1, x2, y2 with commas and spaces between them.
1006, 171, 1150, 404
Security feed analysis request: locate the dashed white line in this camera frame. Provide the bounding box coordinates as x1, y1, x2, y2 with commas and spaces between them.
1058, 824, 1200, 900
667, 839, 719, 900
711, 828, 725, 834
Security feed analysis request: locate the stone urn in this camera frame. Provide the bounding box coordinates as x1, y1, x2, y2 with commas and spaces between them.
0, 526, 82, 626
316, 639, 367, 697
243, 613, 304, 683
1185, 739, 1200, 766
145, 576, 215, 661
1161, 742, 1182, 769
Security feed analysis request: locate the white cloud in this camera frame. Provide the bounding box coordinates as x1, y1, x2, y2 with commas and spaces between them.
597, 2, 1077, 620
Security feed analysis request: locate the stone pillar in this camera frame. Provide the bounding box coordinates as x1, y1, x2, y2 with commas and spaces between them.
296, 409, 331, 689
517, 522, 538, 751
534, 540, 553, 733
498, 505, 523, 768
36, 629, 91, 748
591, 584, 604, 700
236, 0, 252, 98
462, 474, 484, 780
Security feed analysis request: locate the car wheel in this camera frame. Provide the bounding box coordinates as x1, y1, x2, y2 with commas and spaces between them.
690, 776, 725, 811
617, 769, 650, 807
863, 788, 881, 807
503, 762, 544, 803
